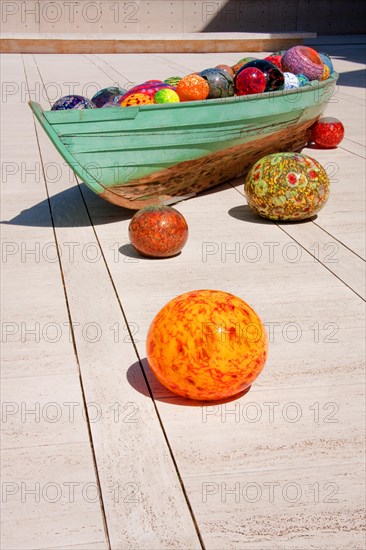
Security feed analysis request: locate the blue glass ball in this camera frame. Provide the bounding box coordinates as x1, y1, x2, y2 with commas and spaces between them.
296, 73, 310, 87
51, 95, 95, 110
319, 52, 334, 75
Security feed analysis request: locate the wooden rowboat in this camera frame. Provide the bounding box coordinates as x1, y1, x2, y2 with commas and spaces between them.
29, 74, 338, 210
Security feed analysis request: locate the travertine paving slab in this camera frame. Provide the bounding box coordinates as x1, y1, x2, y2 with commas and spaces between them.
1, 444, 108, 550
1, 54, 108, 549
21, 53, 202, 550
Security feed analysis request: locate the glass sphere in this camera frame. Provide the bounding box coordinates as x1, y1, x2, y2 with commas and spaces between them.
146, 290, 268, 401
244, 152, 330, 221
311, 117, 345, 148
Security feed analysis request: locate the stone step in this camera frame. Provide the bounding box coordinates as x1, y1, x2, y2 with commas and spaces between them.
0, 32, 316, 54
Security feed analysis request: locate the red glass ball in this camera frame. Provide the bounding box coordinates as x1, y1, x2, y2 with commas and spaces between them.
235, 67, 266, 96
264, 54, 283, 69
129, 205, 188, 258
311, 117, 345, 148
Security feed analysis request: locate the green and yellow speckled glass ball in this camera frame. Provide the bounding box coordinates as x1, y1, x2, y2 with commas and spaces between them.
154, 88, 180, 103
244, 153, 330, 221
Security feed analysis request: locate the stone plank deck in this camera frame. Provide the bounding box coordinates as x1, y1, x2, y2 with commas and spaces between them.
1, 37, 365, 549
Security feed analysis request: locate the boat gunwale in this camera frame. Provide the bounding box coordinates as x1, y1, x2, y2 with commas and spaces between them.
34, 73, 338, 123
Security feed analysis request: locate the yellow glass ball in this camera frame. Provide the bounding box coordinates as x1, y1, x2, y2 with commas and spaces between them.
320, 64, 331, 81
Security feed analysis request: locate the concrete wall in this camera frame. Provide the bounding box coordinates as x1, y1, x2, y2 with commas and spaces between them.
1, 0, 365, 35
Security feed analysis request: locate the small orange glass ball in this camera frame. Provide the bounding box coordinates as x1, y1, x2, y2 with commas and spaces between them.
176, 74, 209, 102
129, 205, 188, 258
146, 290, 268, 401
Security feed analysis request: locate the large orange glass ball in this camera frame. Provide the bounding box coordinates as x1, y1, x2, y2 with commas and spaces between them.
146, 290, 268, 401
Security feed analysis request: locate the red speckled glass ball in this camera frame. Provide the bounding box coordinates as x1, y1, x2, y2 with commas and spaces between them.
129, 205, 188, 257
311, 117, 345, 148
235, 67, 266, 95
146, 290, 268, 401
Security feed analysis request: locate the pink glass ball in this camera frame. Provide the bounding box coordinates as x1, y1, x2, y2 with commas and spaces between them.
282, 46, 324, 81
311, 117, 345, 148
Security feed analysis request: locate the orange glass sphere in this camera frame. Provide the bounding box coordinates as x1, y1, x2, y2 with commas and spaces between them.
176, 74, 209, 102
146, 290, 268, 401
129, 205, 188, 257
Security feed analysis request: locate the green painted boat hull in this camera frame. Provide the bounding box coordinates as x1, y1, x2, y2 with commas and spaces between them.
29, 74, 338, 209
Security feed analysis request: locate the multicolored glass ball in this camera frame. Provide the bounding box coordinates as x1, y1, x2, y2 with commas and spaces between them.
215, 64, 235, 79
199, 68, 235, 98
164, 76, 182, 86
51, 95, 95, 110
311, 117, 345, 148
146, 289, 268, 401
238, 60, 284, 92
283, 72, 300, 89
176, 74, 209, 102
129, 205, 188, 257
282, 46, 324, 81
154, 88, 180, 103
232, 57, 257, 74
118, 83, 173, 103
244, 152, 330, 221
296, 73, 310, 87
91, 86, 126, 108
235, 67, 266, 96
120, 93, 154, 107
